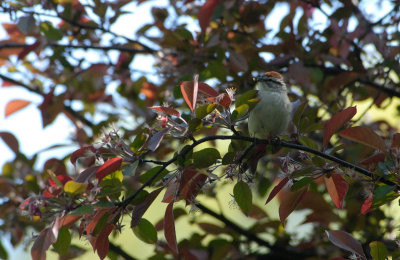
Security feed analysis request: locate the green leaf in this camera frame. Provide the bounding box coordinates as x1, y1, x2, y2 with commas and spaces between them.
64, 181, 88, 195
131, 190, 150, 205
188, 118, 203, 132
371, 185, 399, 208
291, 177, 314, 191
39, 21, 63, 41
373, 185, 395, 201
0, 240, 8, 260
231, 104, 249, 122
47, 170, 62, 187
132, 218, 158, 244
53, 226, 71, 256
92, 212, 110, 237
299, 136, 319, 150
139, 166, 168, 183
293, 101, 308, 128
69, 205, 94, 215
304, 122, 323, 133
122, 161, 139, 176
369, 241, 388, 260
92, 200, 115, 208
233, 181, 252, 215
312, 156, 326, 167
102, 168, 123, 183
222, 152, 235, 165
195, 104, 216, 119
235, 90, 258, 107
131, 133, 147, 152
193, 148, 221, 168
291, 166, 314, 178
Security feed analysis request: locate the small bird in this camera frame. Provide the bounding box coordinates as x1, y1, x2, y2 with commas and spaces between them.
248, 71, 292, 139
244, 72, 292, 175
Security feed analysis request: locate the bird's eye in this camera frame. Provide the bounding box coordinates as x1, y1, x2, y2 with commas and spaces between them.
249, 77, 257, 87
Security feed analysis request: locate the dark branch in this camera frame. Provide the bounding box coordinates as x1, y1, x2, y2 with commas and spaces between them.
0, 42, 155, 54
0, 5, 156, 54
109, 242, 137, 260
196, 203, 315, 259
0, 73, 94, 128
117, 134, 399, 208
0, 73, 42, 95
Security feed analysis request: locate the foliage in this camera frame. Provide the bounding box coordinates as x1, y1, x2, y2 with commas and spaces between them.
0, 0, 400, 259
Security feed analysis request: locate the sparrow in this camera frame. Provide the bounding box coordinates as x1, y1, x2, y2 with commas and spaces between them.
248, 71, 292, 139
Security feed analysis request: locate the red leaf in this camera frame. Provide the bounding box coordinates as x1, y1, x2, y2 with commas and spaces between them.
86, 209, 112, 236
141, 82, 157, 106
162, 179, 179, 203
115, 52, 131, 70
75, 166, 99, 183
91, 223, 114, 260
327, 72, 360, 90
44, 158, 67, 176
338, 126, 386, 151
31, 217, 60, 260
360, 153, 385, 167
361, 192, 373, 215
198, 82, 218, 97
180, 75, 199, 111
207, 93, 232, 108
59, 215, 81, 228
279, 186, 308, 224
180, 79, 218, 112
391, 133, 400, 149
198, 0, 220, 33
18, 40, 40, 60
323, 106, 357, 148
229, 51, 248, 72
325, 230, 366, 259
164, 202, 178, 255
0, 131, 19, 154
70, 146, 96, 166
31, 228, 56, 260
147, 127, 169, 152
2, 80, 15, 87
2, 23, 25, 39
5, 99, 31, 117
149, 106, 180, 117
96, 157, 123, 182
131, 187, 163, 227
265, 177, 289, 204
324, 173, 349, 209
178, 165, 207, 205
38, 90, 65, 127
19, 197, 32, 211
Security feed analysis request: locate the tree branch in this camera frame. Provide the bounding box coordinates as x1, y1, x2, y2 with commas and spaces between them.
117, 134, 399, 208
0, 42, 155, 54
196, 203, 315, 259
109, 242, 137, 260
0, 73, 94, 127
0, 5, 157, 54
